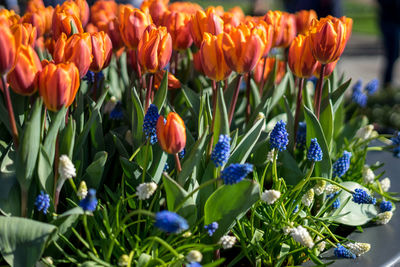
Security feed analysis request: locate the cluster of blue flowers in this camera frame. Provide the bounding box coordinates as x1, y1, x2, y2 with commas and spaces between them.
391, 132, 400, 158
351, 79, 379, 108
83, 70, 95, 83
221, 163, 253, 185
307, 138, 323, 162
327, 191, 341, 209
332, 151, 352, 177
334, 244, 356, 259
163, 162, 169, 172
110, 102, 124, 120
380, 201, 393, 212
270, 120, 289, 152
179, 148, 186, 159
352, 188, 376, 205
211, 135, 231, 167
204, 222, 219, 236
296, 122, 307, 148
79, 189, 98, 212
143, 104, 160, 144
187, 263, 202, 267
35, 191, 50, 214
154, 210, 188, 234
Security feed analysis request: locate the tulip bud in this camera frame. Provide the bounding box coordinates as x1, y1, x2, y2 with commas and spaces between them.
189, 8, 224, 47
295, 10, 317, 35
10, 23, 37, 48
54, 32, 92, 77
222, 24, 264, 74
27, 0, 45, 12
154, 70, 180, 90
200, 32, 231, 81
90, 31, 112, 72
288, 34, 318, 78
7, 45, 42, 96
37, 62, 80, 112
137, 25, 172, 74
52, 11, 83, 40
119, 6, 152, 50
0, 23, 17, 75
156, 112, 186, 154
163, 11, 193, 50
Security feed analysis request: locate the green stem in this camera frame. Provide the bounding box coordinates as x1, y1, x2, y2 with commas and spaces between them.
144, 236, 181, 258
303, 225, 336, 248
83, 214, 98, 256
319, 221, 340, 243
129, 142, 145, 161
309, 177, 353, 194
1, 75, 19, 148
138, 140, 150, 234
292, 162, 315, 192
272, 150, 278, 187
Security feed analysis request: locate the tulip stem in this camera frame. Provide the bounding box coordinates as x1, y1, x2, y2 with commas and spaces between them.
260, 57, 267, 95
145, 74, 154, 112
208, 81, 219, 156
293, 78, 305, 149
314, 64, 326, 119
245, 73, 251, 122
228, 74, 243, 126
1, 75, 19, 148
173, 51, 179, 75
174, 153, 182, 173
53, 135, 60, 212
20, 187, 28, 217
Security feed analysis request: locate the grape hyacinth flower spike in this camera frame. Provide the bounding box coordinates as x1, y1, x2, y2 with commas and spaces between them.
143, 104, 160, 144
334, 244, 356, 259
211, 135, 231, 167
307, 138, 323, 162
270, 120, 289, 152
154, 210, 188, 233
204, 222, 219, 236
364, 79, 379, 95
221, 163, 253, 185
391, 132, 400, 158
35, 191, 50, 214
380, 200, 392, 212
352, 188, 376, 205
79, 189, 98, 212
296, 122, 306, 148
332, 151, 352, 177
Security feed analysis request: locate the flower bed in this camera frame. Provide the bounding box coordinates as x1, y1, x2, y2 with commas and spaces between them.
0, 1, 399, 267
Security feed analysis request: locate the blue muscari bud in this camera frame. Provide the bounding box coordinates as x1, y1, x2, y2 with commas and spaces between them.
154, 210, 188, 234
352, 89, 367, 107
364, 79, 379, 95
391, 132, 400, 158
79, 189, 98, 212
307, 138, 323, 162
296, 122, 307, 148
334, 244, 356, 259
380, 200, 392, 212
293, 204, 299, 214
35, 191, 50, 214
352, 188, 376, 205
143, 104, 160, 144
110, 102, 124, 120
163, 162, 169, 172
96, 71, 104, 81
204, 222, 219, 236
83, 70, 95, 83
332, 151, 352, 177
333, 198, 340, 209
211, 135, 231, 167
270, 120, 289, 152
179, 148, 186, 159
221, 163, 253, 185
187, 263, 202, 267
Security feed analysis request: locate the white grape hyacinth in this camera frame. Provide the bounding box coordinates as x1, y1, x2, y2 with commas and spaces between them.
136, 182, 157, 200
355, 125, 374, 140
346, 242, 371, 256
186, 250, 203, 263
362, 165, 375, 184
313, 180, 326, 196
301, 188, 314, 207
376, 211, 393, 225
325, 184, 340, 195
290, 225, 314, 248
380, 177, 391, 192
219, 235, 236, 249
261, 189, 281, 204
77, 181, 88, 200
315, 236, 326, 252
59, 155, 76, 180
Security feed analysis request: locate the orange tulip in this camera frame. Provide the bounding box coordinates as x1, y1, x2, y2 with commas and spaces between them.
74, 0, 90, 27
339, 16, 353, 42
119, 6, 152, 50
7, 45, 42, 95
42, 6, 54, 35
52, 11, 83, 40
141, 0, 168, 26
154, 70, 181, 90
38, 62, 80, 112
156, 112, 186, 154
90, 0, 118, 27
54, 1, 80, 20
137, 25, 172, 74
222, 24, 264, 74
313, 60, 338, 78
251, 20, 274, 58
10, 23, 37, 47
200, 32, 231, 81
85, 23, 98, 33
254, 57, 286, 85
288, 34, 318, 78
168, 2, 202, 15
98, 18, 123, 50
189, 7, 224, 47
54, 32, 92, 77
0, 23, 16, 75
163, 11, 193, 50
263, 10, 284, 48
309, 17, 347, 64
295, 10, 317, 35
90, 31, 112, 72
0, 9, 20, 26
26, 0, 45, 13
20, 12, 45, 37
222, 11, 241, 33
279, 13, 296, 48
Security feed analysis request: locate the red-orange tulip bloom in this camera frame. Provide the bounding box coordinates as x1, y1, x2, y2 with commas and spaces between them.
141, 0, 168, 26
295, 10, 317, 35
90, 31, 112, 72
339, 16, 353, 42
10, 23, 37, 47
26, 0, 45, 13
193, 51, 204, 74
156, 112, 186, 154
90, 0, 118, 27
309, 17, 348, 64
98, 18, 123, 50
38, 62, 80, 112
254, 57, 286, 85
7, 45, 42, 95
263, 10, 284, 48
200, 32, 231, 81
288, 34, 318, 78
52, 11, 83, 40
54, 1, 80, 20
137, 25, 172, 74
0, 9, 20, 26
279, 13, 296, 48
20, 12, 45, 37
0, 23, 16, 75
154, 70, 181, 90
54, 32, 92, 77
313, 60, 338, 78
163, 11, 193, 50
168, 2, 202, 15
222, 24, 264, 74
119, 6, 152, 50
189, 8, 224, 47
246, 20, 273, 58
74, 0, 90, 27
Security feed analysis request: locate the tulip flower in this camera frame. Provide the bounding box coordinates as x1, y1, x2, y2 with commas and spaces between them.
163, 11, 193, 50
54, 1, 80, 21
168, 2, 202, 15
263, 10, 284, 48
7, 45, 42, 96
26, 0, 45, 13
37, 62, 80, 112
10, 23, 37, 48
90, 31, 112, 72
193, 51, 204, 75
254, 57, 286, 86
199, 32, 231, 81
313, 60, 338, 78
90, 0, 118, 27
295, 10, 317, 35
140, 0, 168, 26
54, 32, 92, 77
154, 70, 181, 90
20, 12, 45, 37
288, 34, 318, 78
52, 11, 83, 40
189, 7, 224, 47
119, 6, 152, 50
74, 0, 90, 27
156, 112, 186, 154
279, 13, 296, 48
0, 9, 20, 26
98, 18, 123, 50
137, 25, 172, 74
248, 20, 273, 58
0, 23, 16, 75
222, 24, 264, 74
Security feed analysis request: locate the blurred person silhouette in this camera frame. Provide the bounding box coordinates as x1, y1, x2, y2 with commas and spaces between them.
0, 0, 20, 13
284, 0, 343, 17
377, 0, 400, 87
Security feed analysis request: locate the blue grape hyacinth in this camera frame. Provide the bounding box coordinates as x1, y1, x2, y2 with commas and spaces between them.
307, 138, 323, 162
211, 135, 231, 167
296, 122, 307, 148
187, 263, 202, 267
270, 120, 289, 152
391, 132, 400, 158
110, 102, 124, 120
204, 222, 219, 236
351, 80, 367, 107
365, 79, 379, 95
35, 191, 50, 214
79, 189, 98, 212
83, 70, 95, 83
334, 244, 356, 259
380, 200, 392, 212
221, 163, 253, 185
332, 151, 352, 177
154, 210, 188, 234
179, 148, 185, 159
352, 188, 376, 205
143, 104, 160, 144
332, 198, 340, 209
